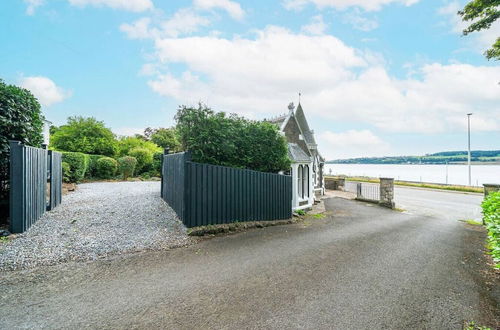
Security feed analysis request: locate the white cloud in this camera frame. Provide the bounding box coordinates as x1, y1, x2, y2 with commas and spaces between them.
320, 129, 390, 159
283, 0, 419, 12
120, 9, 211, 39
438, 1, 500, 54
342, 9, 379, 31
68, 0, 153, 12
193, 0, 245, 20
301, 15, 328, 35
19, 76, 71, 107
24, 0, 44, 15
143, 26, 500, 134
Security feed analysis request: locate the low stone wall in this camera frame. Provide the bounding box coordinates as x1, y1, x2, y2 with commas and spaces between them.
484, 184, 500, 197
325, 177, 345, 191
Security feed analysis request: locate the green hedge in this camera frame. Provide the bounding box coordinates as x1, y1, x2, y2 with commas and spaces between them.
118, 156, 137, 179
128, 147, 153, 174
482, 192, 500, 268
87, 154, 106, 178
62, 162, 71, 183
61, 152, 88, 183
95, 157, 118, 179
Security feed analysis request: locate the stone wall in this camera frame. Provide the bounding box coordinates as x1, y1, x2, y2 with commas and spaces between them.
484, 184, 500, 197
379, 178, 395, 209
325, 177, 345, 190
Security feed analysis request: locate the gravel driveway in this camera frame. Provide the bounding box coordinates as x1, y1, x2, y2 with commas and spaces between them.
0, 181, 190, 270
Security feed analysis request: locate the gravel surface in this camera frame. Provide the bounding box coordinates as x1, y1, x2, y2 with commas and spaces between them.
0, 181, 190, 270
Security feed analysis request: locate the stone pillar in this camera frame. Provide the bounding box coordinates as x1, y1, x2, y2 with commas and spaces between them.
484, 184, 500, 198
379, 178, 395, 209
338, 177, 345, 191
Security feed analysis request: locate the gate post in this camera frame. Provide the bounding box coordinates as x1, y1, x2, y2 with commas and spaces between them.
379, 178, 395, 209
161, 148, 169, 198
9, 140, 25, 233
356, 183, 362, 199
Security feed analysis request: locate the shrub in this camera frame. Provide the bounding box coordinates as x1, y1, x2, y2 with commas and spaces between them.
152, 151, 163, 174
62, 152, 88, 182
128, 147, 153, 174
118, 156, 137, 179
95, 157, 118, 179
62, 162, 71, 183
87, 154, 106, 178
482, 191, 500, 268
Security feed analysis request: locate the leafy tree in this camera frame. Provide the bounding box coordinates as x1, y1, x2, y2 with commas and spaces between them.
0, 79, 45, 223
117, 136, 161, 156
459, 0, 500, 60
150, 127, 181, 152
175, 104, 290, 173
50, 116, 118, 156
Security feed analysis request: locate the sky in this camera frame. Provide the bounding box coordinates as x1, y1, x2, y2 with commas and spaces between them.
1, 0, 499, 160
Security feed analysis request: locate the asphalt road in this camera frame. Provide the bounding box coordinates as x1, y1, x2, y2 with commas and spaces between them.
394, 186, 483, 221
1, 198, 498, 329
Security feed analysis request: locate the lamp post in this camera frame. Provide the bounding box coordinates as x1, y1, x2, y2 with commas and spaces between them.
467, 113, 473, 186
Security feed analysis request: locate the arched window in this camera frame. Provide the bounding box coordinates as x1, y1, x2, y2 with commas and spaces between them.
297, 165, 303, 198
303, 165, 309, 198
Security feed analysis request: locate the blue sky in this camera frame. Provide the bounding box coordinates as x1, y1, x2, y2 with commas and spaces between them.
1, 0, 499, 159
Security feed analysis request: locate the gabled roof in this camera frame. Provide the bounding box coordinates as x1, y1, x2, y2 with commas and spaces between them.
288, 143, 311, 162
266, 114, 289, 130
295, 103, 316, 145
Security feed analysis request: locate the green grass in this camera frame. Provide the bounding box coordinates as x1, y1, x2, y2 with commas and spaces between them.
463, 320, 491, 330
459, 219, 483, 226
310, 213, 325, 219
325, 176, 483, 193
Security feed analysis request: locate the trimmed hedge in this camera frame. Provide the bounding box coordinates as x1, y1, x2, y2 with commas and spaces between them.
152, 151, 163, 176
62, 162, 71, 183
482, 191, 500, 268
87, 154, 106, 178
95, 157, 118, 179
61, 152, 88, 183
118, 156, 137, 179
128, 147, 153, 174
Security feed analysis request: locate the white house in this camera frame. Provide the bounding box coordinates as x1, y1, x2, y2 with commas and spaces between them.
267, 103, 325, 211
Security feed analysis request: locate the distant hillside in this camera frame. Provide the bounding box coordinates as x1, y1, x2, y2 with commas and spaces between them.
327, 150, 500, 164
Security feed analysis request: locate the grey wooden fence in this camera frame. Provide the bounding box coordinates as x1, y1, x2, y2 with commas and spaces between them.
9, 141, 62, 233
161, 152, 292, 227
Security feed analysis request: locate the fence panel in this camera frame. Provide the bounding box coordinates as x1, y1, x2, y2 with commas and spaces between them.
161, 152, 292, 227
9, 141, 63, 233
48, 150, 62, 210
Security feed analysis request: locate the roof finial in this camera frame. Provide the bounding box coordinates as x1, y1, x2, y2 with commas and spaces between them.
298, 92, 301, 104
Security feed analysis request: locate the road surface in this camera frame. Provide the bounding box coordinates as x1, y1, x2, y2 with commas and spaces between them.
1, 197, 498, 329
394, 186, 483, 221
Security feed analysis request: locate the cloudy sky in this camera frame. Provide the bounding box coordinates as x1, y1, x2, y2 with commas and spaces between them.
1, 0, 499, 160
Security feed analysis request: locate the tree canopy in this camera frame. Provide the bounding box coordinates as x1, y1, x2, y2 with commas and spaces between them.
459, 0, 500, 60
50, 116, 118, 156
175, 104, 290, 173
149, 127, 181, 152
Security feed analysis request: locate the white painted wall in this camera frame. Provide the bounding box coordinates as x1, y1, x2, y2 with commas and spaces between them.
291, 162, 314, 211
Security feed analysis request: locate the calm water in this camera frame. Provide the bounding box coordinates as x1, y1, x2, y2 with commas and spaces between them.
324, 164, 500, 187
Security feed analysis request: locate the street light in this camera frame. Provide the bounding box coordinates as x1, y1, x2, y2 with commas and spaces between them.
467, 113, 473, 186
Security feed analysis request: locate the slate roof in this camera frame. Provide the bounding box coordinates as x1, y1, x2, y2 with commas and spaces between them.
288, 143, 311, 162
266, 114, 289, 129
295, 103, 316, 145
